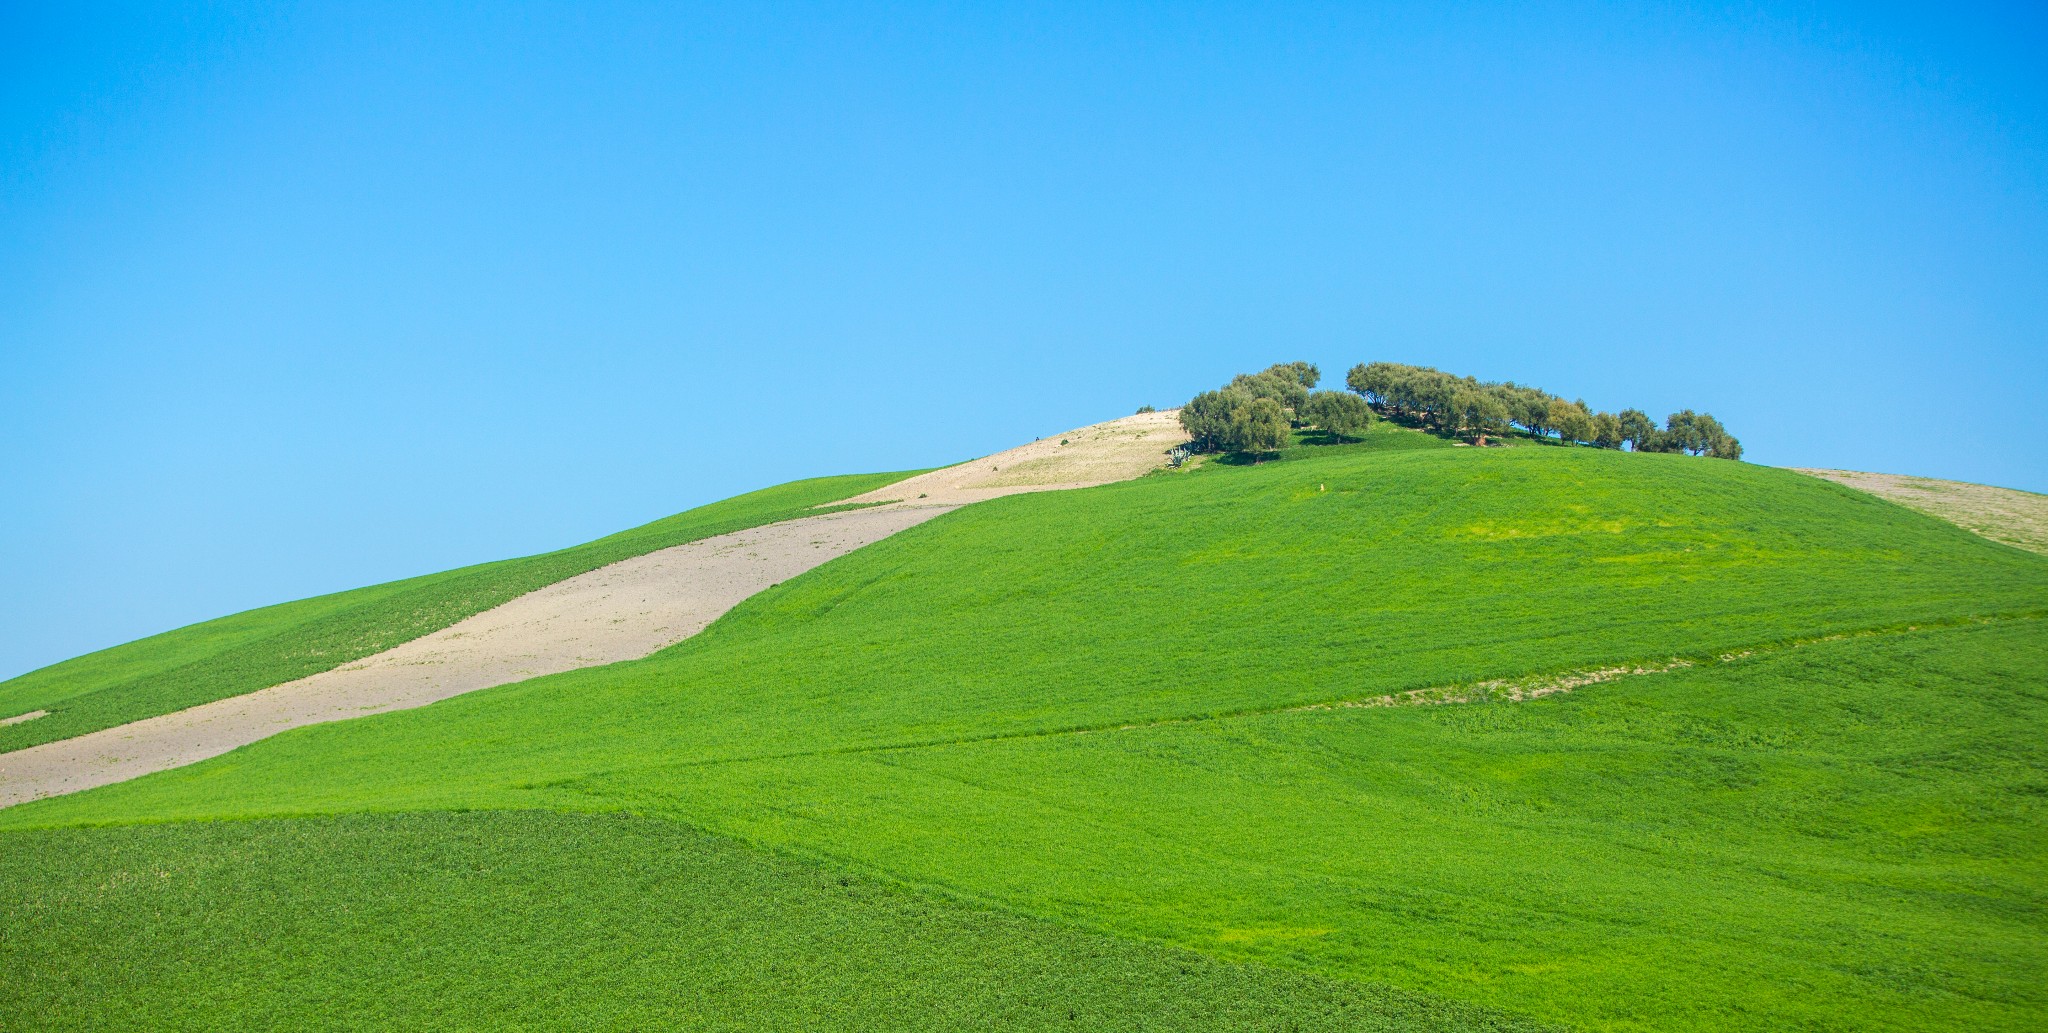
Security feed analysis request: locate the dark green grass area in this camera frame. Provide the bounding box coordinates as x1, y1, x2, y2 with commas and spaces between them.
0, 811, 1546, 1033
1213, 418, 1457, 462
0, 471, 916, 752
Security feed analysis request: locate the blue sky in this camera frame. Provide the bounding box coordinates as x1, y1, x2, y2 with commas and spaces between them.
4, 2, 2045, 680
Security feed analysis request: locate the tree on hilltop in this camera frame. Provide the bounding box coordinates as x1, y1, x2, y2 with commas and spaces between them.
1660, 410, 1742, 459
1333, 360, 1741, 458
1269, 361, 1320, 390
1505, 386, 1557, 438
1617, 409, 1658, 451
1302, 390, 1371, 439
1590, 411, 1624, 450
1231, 370, 1310, 420
1345, 362, 1394, 405
1223, 397, 1291, 456
1447, 388, 1510, 443
1547, 398, 1593, 445
1179, 389, 1248, 451
1473, 391, 1512, 442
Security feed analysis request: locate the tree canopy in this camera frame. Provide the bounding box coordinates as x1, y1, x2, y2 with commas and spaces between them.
1177, 362, 1324, 455
1224, 397, 1291, 454
1301, 390, 1372, 439
1185, 359, 1742, 461
1340, 361, 1741, 458
1178, 388, 1251, 452
1649, 410, 1743, 459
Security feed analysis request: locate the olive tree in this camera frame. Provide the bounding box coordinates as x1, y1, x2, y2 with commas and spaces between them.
1223, 397, 1291, 456
1178, 389, 1247, 452
1231, 370, 1310, 420
1546, 398, 1593, 444
1269, 361, 1321, 390
1301, 390, 1371, 438
1590, 411, 1624, 449
1617, 409, 1658, 451
1445, 388, 1510, 443
1661, 410, 1742, 459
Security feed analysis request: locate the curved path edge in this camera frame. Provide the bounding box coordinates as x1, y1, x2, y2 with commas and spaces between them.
0, 505, 954, 808
0, 410, 1189, 810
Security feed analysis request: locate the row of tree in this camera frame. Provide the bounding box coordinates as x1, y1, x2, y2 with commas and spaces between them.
1178, 360, 1741, 459
1179, 363, 1373, 454
1345, 362, 1739, 457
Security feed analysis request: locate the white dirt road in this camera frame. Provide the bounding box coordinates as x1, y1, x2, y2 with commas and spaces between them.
0, 506, 952, 807
0, 410, 1186, 808
837, 409, 1188, 509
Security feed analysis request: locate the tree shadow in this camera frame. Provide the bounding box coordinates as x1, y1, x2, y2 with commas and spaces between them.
1295, 429, 1365, 447
1212, 450, 1285, 466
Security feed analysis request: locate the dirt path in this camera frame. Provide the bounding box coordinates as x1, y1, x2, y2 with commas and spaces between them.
0, 507, 950, 807
0, 411, 1187, 809
836, 409, 1188, 509
1797, 468, 2048, 555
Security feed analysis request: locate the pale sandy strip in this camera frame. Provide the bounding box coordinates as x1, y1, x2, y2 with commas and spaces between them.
838, 409, 1188, 510
0, 411, 1189, 808
0, 506, 953, 807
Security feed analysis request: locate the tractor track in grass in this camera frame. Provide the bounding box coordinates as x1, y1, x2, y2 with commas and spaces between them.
602, 611, 2047, 781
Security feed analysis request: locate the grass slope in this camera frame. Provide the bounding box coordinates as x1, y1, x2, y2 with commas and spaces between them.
641, 620, 2048, 1033
16, 445, 2042, 826
0, 471, 914, 752
0, 812, 1545, 1032
8, 444, 2047, 1031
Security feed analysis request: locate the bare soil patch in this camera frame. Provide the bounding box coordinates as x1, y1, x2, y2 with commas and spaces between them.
836, 410, 1189, 509
0, 507, 950, 807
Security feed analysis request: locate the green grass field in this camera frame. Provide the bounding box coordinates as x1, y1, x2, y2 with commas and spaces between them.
6, 439, 2045, 1030
0, 471, 915, 752
0, 811, 1546, 1033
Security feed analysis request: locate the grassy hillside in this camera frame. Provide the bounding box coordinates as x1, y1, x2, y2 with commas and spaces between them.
0, 471, 915, 752
7, 443, 2046, 1030
0, 812, 1543, 1032
644, 620, 2047, 1032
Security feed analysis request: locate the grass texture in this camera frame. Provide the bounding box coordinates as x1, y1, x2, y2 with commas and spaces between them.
0, 811, 1546, 1032
0, 471, 914, 752
7, 444, 2046, 1031
632, 620, 2048, 1033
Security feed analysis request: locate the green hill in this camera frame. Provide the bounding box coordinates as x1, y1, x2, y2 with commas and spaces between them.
5, 439, 2045, 1031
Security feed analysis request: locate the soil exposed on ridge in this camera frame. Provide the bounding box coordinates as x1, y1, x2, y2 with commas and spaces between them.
837, 410, 1189, 510
1798, 468, 2048, 555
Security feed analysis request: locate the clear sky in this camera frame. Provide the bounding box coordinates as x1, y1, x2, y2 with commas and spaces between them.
4, 2, 2045, 681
